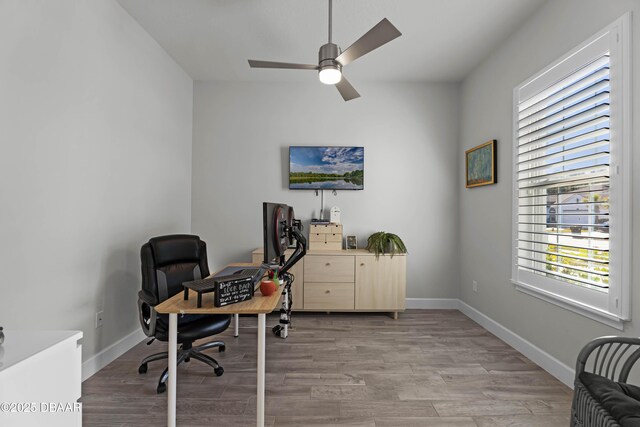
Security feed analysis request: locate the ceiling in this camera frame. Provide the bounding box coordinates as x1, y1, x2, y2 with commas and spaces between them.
117, 0, 545, 83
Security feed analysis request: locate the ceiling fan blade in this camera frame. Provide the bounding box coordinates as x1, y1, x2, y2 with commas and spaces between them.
248, 60, 318, 70
335, 76, 360, 101
335, 18, 402, 66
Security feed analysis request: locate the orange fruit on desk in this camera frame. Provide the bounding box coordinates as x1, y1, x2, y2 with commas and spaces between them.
260, 280, 277, 296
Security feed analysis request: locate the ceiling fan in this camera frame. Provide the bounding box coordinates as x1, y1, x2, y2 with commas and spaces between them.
248, 0, 402, 101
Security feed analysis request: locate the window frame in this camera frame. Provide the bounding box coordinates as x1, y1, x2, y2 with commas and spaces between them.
511, 14, 632, 330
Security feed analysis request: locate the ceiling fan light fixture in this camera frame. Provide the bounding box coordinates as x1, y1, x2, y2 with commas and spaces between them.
318, 43, 341, 85
319, 66, 342, 85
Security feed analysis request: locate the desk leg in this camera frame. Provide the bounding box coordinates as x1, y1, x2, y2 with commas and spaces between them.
257, 313, 266, 427
234, 313, 240, 337
168, 313, 177, 427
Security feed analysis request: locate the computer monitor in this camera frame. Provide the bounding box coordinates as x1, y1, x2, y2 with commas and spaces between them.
262, 202, 290, 265
262, 202, 306, 275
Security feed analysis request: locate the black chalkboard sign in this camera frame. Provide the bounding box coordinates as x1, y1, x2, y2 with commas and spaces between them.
214, 275, 254, 307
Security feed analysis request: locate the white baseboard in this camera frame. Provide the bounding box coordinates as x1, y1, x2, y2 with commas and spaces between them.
405, 298, 459, 309
457, 300, 574, 388
82, 329, 147, 381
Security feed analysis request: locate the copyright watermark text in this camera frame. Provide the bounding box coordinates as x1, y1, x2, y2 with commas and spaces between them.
0, 402, 81, 413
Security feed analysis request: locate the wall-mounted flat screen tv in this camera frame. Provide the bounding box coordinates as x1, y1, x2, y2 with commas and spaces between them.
289, 146, 364, 190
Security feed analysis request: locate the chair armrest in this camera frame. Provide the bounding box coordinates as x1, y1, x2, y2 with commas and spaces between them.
138, 289, 156, 306
138, 291, 158, 338
576, 336, 640, 383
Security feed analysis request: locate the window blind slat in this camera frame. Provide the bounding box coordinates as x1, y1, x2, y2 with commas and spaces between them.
518, 138, 609, 167
518, 117, 609, 152
519, 200, 609, 208
519, 222, 608, 228
518, 67, 609, 121
517, 238, 609, 253
517, 256, 609, 277
518, 104, 609, 145
519, 214, 608, 220
519, 186, 609, 199
517, 165, 609, 188
517, 265, 609, 289
519, 80, 609, 127
518, 230, 609, 240
518, 151, 610, 176
517, 247, 609, 265
518, 174, 609, 191
518, 92, 609, 136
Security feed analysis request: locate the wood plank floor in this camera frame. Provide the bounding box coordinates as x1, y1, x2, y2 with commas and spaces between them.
82, 310, 572, 426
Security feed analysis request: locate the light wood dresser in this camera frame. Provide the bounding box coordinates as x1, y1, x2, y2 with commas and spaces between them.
252, 248, 406, 319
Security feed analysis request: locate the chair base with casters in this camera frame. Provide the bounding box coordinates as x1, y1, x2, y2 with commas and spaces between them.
137, 309, 232, 394
138, 338, 226, 394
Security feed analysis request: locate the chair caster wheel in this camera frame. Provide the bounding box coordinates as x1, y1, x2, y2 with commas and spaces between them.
214, 366, 224, 376
138, 363, 148, 374
157, 382, 166, 394
219, 345, 226, 352
272, 325, 282, 337
185, 357, 190, 363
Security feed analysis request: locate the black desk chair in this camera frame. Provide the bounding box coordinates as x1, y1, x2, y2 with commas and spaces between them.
137, 234, 230, 393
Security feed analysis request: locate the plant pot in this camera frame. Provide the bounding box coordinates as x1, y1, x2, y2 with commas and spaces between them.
260, 280, 277, 296
385, 241, 395, 254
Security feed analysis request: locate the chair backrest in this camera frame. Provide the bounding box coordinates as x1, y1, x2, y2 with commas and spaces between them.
576, 336, 640, 383
141, 234, 210, 305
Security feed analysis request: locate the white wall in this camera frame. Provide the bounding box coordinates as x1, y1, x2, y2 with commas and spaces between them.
0, 0, 193, 363
192, 81, 459, 298
459, 0, 640, 368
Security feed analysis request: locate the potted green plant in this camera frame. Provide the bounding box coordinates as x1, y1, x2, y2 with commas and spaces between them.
366, 232, 407, 258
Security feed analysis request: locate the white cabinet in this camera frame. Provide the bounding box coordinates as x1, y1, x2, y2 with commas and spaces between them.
0, 330, 82, 427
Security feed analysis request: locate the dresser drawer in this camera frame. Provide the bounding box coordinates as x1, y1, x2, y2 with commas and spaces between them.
310, 241, 342, 251
310, 224, 332, 233
309, 232, 326, 242
304, 282, 354, 309
304, 255, 354, 282
326, 233, 342, 242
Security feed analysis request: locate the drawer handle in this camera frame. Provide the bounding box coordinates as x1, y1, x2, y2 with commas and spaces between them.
360, 263, 365, 266
325, 262, 331, 266
325, 290, 330, 294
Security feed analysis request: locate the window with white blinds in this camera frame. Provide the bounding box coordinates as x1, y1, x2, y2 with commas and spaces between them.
512, 15, 631, 328
516, 55, 611, 290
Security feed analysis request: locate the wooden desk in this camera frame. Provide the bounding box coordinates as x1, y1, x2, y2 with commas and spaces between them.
155, 264, 281, 427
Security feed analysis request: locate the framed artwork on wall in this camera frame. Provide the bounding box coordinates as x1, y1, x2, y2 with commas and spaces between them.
465, 140, 497, 188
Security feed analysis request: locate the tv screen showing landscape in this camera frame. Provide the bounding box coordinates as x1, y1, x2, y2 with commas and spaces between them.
289, 146, 364, 190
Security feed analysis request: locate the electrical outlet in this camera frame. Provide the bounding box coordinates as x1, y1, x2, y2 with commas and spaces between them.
96, 311, 104, 328
472, 280, 478, 292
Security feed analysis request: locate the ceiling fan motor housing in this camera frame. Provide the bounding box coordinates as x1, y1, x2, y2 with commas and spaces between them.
318, 43, 342, 73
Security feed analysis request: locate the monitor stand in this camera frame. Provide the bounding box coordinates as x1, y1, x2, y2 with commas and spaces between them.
272, 222, 306, 339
